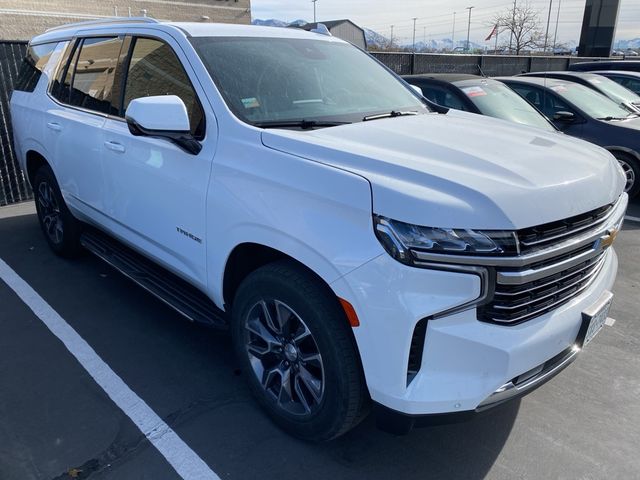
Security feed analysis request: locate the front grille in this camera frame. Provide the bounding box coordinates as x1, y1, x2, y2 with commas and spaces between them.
479, 251, 607, 325
517, 203, 614, 254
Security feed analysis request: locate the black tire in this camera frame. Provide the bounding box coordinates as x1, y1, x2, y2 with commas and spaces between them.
613, 152, 640, 198
33, 164, 82, 257
231, 260, 369, 441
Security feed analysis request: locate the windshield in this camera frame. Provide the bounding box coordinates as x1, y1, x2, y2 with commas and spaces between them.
585, 74, 640, 106
549, 82, 632, 119
190, 36, 428, 126
455, 79, 555, 131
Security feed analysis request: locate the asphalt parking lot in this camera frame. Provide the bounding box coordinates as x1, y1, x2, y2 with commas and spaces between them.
1, 200, 639, 480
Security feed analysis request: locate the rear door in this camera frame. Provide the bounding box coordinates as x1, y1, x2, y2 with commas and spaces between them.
46, 36, 124, 215
100, 33, 216, 288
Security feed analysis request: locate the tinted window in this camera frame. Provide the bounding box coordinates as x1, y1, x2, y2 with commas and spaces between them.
510, 84, 573, 119
419, 84, 467, 110
69, 37, 123, 114
15, 43, 58, 92
123, 37, 204, 138
615, 77, 640, 95
50, 40, 79, 102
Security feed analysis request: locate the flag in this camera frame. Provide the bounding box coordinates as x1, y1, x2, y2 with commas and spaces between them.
485, 24, 498, 41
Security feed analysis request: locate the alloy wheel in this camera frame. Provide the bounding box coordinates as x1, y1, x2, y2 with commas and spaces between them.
37, 181, 64, 245
244, 299, 325, 416
618, 158, 636, 193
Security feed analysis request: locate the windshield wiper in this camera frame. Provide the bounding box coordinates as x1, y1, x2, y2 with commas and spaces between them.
253, 120, 350, 130
597, 116, 632, 121
362, 111, 419, 122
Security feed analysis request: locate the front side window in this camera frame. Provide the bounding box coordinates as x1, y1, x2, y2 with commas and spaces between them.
123, 37, 204, 138
15, 42, 58, 92
190, 36, 428, 126
420, 84, 467, 111
69, 37, 123, 114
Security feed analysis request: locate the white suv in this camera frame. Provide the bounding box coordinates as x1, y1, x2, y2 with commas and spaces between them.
11, 18, 627, 440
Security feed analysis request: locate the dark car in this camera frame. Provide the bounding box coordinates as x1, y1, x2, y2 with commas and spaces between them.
497, 76, 640, 197
569, 60, 640, 73
521, 71, 640, 113
590, 71, 640, 96
403, 74, 556, 132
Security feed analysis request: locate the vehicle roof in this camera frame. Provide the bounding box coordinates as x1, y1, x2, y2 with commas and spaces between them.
30, 18, 342, 45
494, 76, 570, 88
572, 60, 640, 66
591, 70, 640, 77
523, 71, 599, 79
403, 73, 485, 83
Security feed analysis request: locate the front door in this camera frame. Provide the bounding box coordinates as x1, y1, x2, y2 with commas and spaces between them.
100, 34, 216, 288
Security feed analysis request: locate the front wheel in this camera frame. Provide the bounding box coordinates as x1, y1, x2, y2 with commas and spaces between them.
33, 164, 82, 257
614, 152, 640, 198
231, 260, 369, 441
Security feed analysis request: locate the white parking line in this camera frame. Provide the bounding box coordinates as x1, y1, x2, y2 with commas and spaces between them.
625, 215, 640, 223
0, 258, 220, 480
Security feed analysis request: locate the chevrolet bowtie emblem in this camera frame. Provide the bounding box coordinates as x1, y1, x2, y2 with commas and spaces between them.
599, 228, 620, 249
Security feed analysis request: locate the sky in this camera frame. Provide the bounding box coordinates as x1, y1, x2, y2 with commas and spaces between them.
251, 0, 640, 45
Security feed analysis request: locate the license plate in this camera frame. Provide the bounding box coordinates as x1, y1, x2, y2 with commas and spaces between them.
577, 291, 613, 348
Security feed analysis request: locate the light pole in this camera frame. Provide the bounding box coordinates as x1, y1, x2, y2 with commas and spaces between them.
509, 0, 516, 52
544, 0, 553, 53
553, 0, 562, 51
465, 6, 474, 52
412, 17, 418, 52
452, 11, 457, 50
390, 25, 394, 48
311, 0, 317, 23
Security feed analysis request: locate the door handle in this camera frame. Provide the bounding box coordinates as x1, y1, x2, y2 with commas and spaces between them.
104, 141, 126, 153
46, 122, 62, 131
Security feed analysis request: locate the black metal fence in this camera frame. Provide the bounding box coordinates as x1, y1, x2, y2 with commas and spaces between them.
370, 51, 607, 76
0, 41, 29, 207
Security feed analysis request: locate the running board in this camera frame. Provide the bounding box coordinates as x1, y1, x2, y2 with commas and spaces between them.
80, 229, 227, 328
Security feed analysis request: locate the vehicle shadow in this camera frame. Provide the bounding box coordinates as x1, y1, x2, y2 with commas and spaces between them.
318, 400, 520, 480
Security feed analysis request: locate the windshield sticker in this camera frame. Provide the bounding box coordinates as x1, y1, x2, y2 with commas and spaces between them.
241, 97, 260, 109
589, 79, 602, 84
551, 85, 568, 92
462, 86, 487, 97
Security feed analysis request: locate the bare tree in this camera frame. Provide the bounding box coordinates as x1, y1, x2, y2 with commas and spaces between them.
491, 2, 545, 55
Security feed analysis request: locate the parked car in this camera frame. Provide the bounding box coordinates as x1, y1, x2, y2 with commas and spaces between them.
403, 74, 557, 131
521, 71, 640, 113
591, 70, 640, 95
11, 18, 627, 440
569, 60, 640, 72
498, 76, 640, 197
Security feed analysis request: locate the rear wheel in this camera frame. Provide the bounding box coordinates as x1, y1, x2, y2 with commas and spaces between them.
231, 260, 368, 441
33, 164, 82, 257
614, 152, 640, 198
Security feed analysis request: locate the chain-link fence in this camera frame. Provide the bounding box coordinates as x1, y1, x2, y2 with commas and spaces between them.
0, 41, 29, 207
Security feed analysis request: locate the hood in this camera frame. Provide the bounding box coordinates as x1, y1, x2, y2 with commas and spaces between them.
261, 110, 625, 229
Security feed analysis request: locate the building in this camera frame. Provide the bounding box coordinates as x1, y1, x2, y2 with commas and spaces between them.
0, 0, 251, 40
298, 20, 366, 50
578, 0, 621, 57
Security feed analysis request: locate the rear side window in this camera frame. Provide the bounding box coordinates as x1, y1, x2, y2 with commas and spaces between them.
15, 43, 58, 92
122, 37, 204, 138
51, 41, 81, 103
68, 37, 123, 114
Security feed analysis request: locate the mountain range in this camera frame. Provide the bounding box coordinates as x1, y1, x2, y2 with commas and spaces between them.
252, 19, 637, 52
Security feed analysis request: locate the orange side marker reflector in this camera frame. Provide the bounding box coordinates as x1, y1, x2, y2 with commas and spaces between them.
339, 298, 360, 327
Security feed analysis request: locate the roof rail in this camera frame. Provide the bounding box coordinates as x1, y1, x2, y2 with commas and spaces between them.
45, 17, 160, 33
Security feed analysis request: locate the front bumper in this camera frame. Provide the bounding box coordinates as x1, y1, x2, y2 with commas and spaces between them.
331, 245, 618, 416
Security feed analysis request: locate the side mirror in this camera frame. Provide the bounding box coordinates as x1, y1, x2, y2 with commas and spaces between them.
553, 111, 576, 123
125, 95, 202, 155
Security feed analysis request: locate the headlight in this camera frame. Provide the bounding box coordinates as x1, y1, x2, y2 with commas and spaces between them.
374, 215, 518, 265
